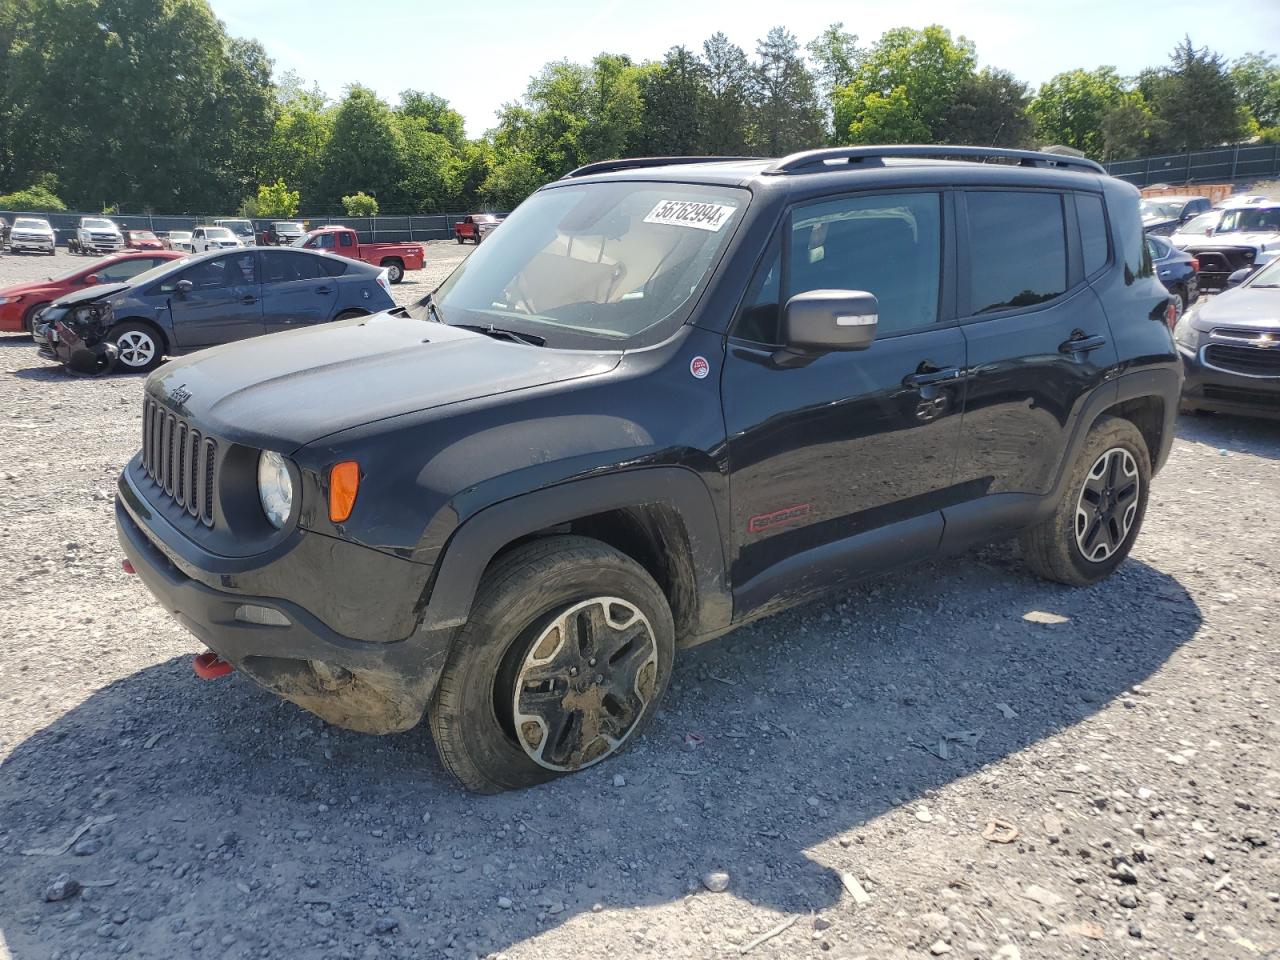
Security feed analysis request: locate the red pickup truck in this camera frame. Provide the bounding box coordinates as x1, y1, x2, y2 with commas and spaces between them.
297, 226, 425, 283
454, 213, 503, 244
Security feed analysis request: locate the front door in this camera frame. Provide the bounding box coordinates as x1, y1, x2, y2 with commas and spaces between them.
722, 190, 967, 605
259, 250, 337, 332
164, 252, 264, 349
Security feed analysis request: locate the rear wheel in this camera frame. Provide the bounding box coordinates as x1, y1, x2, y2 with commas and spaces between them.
429, 536, 675, 793
108, 322, 163, 373
381, 258, 404, 283
1018, 416, 1151, 586
455, 235, 464, 244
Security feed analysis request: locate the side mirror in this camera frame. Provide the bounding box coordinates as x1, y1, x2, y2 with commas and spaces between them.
777, 289, 879, 361
84, 274, 99, 285
175, 279, 194, 296
1226, 268, 1252, 288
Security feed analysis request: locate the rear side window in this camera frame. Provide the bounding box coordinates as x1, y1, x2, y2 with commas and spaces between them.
339, 232, 354, 248
1077, 194, 1109, 276
965, 191, 1067, 313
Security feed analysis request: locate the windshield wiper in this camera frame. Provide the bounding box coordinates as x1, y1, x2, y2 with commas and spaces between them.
454, 323, 546, 347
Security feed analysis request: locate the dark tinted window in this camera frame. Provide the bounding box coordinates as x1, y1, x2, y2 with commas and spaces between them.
734, 243, 781, 343
317, 255, 348, 277
309, 233, 335, 250
1077, 193, 1109, 276
261, 250, 323, 283
164, 253, 257, 291
966, 192, 1067, 313
339, 232, 354, 248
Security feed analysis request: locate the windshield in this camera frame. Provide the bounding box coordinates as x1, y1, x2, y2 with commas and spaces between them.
1248, 257, 1280, 287
1217, 207, 1280, 234
1178, 213, 1219, 236
1141, 200, 1185, 220
274, 222, 302, 230
206, 227, 234, 239
83, 218, 115, 230
423, 181, 747, 346
169, 231, 191, 239
130, 257, 192, 287
130, 231, 158, 240
14, 218, 49, 230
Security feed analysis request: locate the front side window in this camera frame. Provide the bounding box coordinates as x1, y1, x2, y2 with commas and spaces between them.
427, 181, 748, 346
966, 191, 1067, 312
163, 253, 256, 292
308, 233, 336, 250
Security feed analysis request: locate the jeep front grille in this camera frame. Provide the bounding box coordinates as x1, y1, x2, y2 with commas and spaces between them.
141, 397, 216, 525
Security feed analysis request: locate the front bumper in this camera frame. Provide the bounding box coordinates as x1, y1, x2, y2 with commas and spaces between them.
115, 469, 454, 733
1181, 346, 1280, 420
10, 238, 55, 252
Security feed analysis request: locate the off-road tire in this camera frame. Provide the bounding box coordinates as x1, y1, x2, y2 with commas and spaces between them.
1018, 416, 1151, 586
429, 535, 675, 793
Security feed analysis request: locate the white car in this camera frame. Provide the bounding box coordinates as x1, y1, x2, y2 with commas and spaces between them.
213, 218, 256, 246
190, 225, 242, 252
1178, 202, 1280, 290
71, 216, 124, 255
8, 217, 57, 255
164, 230, 194, 252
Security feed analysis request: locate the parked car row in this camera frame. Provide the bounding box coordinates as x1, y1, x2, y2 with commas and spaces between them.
1145, 194, 1280, 293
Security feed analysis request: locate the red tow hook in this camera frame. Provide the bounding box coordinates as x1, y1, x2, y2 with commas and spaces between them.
121, 559, 135, 574
193, 651, 234, 680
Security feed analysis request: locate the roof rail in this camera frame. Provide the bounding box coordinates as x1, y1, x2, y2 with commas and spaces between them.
762, 145, 1107, 176
561, 156, 761, 179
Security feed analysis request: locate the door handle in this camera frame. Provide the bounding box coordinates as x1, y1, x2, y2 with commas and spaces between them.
315, 287, 331, 295
1058, 333, 1107, 355
241, 295, 257, 305
903, 365, 962, 388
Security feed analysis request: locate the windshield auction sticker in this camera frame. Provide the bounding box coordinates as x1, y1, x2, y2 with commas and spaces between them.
644, 200, 737, 232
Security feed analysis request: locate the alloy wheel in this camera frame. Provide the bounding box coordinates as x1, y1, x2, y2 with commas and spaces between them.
115, 330, 157, 369
511, 597, 658, 772
1074, 447, 1140, 562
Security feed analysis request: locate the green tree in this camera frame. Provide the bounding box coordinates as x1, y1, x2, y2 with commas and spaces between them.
1140, 38, 1248, 151
750, 27, 824, 154
1028, 67, 1129, 157
251, 179, 300, 217
480, 152, 547, 208
807, 22, 860, 98
396, 117, 462, 212
318, 86, 403, 208
700, 32, 752, 155
834, 26, 977, 145
935, 68, 1032, 147
1100, 93, 1161, 160
0, 180, 67, 211
342, 191, 379, 217
1231, 52, 1280, 128
635, 46, 705, 155
264, 91, 332, 203
2, 0, 274, 210
845, 87, 930, 143
397, 90, 466, 146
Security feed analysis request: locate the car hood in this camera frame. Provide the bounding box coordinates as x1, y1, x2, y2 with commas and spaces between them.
1, 277, 63, 297
1189, 287, 1280, 330
1182, 231, 1278, 251
50, 282, 131, 307
147, 312, 622, 450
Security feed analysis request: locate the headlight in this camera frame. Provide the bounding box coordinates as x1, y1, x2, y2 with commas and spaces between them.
257, 451, 294, 528
1173, 306, 1201, 351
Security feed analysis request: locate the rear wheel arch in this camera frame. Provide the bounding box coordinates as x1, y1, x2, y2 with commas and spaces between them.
333, 308, 369, 322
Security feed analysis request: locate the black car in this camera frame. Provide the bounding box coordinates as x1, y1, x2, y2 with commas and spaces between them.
1176, 253, 1280, 419
1147, 234, 1199, 317
116, 146, 1181, 792
36, 247, 394, 374
1141, 194, 1211, 236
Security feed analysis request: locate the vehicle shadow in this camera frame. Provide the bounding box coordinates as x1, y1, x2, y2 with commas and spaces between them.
0, 553, 1201, 958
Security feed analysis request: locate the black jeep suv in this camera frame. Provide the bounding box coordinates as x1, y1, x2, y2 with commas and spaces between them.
116, 146, 1182, 793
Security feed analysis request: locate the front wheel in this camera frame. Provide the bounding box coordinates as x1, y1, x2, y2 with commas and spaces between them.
429, 535, 675, 793
108, 322, 163, 373
1018, 416, 1151, 586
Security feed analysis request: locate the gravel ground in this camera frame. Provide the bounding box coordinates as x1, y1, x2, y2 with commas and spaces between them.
0, 244, 1277, 960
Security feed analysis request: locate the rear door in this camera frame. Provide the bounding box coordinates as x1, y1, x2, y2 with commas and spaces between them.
164, 252, 265, 348
951, 189, 1118, 506
260, 250, 338, 332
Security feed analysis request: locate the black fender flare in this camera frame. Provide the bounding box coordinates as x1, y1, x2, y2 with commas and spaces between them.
418, 467, 732, 637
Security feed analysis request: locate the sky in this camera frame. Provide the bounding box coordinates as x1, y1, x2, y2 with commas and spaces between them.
207, 0, 1280, 137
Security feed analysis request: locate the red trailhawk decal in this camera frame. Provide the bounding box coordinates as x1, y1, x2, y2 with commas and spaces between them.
748, 503, 812, 534
689, 356, 710, 379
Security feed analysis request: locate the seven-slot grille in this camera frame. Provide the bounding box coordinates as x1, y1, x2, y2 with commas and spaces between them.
141, 397, 216, 525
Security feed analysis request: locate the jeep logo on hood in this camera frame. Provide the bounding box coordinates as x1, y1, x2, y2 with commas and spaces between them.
169, 384, 192, 406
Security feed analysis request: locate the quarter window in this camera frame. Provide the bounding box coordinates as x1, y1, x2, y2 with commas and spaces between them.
965, 191, 1067, 313
1077, 194, 1109, 276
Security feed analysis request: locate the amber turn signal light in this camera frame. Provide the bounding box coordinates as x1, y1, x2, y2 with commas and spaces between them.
328, 461, 360, 523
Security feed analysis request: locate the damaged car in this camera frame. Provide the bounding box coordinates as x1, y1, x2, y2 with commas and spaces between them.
36, 247, 394, 374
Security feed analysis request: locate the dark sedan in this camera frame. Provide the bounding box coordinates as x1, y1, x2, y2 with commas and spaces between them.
35, 247, 395, 374
1147, 234, 1199, 319
1175, 255, 1280, 420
